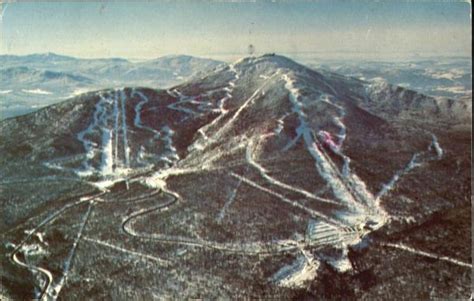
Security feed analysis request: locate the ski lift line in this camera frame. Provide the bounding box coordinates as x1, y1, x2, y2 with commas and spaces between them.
44, 201, 94, 300
8, 194, 102, 301
246, 138, 340, 206
381, 242, 472, 269
120, 89, 130, 167
230, 172, 347, 228
82, 236, 170, 266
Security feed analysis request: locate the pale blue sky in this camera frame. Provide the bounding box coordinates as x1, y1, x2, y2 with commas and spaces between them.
0, 1, 471, 59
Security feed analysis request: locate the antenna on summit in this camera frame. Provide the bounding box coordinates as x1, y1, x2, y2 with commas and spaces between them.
247, 44, 255, 56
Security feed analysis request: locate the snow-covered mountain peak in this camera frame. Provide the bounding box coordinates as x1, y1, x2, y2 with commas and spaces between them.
1, 53, 470, 299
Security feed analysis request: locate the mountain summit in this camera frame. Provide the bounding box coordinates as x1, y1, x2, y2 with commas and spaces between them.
1, 55, 471, 299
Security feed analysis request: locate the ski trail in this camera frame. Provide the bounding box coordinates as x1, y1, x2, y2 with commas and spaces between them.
9, 194, 100, 301
76, 94, 109, 175
131, 88, 160, 138
216, 177, 242, 223
132, 89, 180, 166
382, 242, 472, 269
189, 64, 241, 149
310, 94, 379, 211
167, 89, 200, 119
120, 89, 130, 167
100, 129, 114, 174
113, 91, 120, 166
274, 113, 290, 135
74, 91, 123, 176
375, 154, 419, 201
44, 202, 93, 300
132, 89, 161, 137
122, 187, 299, 254
160, 126, 180, 163
429, 133, 443, 159
375, 134, 443, 203
212, 73, 277, 141
246, 138, 339, 206
82, 236, 170, 265
270, 243, 319, 288
314, 95, 380, 211
272, 254, 318, 288
143, 141, 247, 183
168, 63, 240, 133
230, 172, 347, 228
304, 126, 364, 212
281, 73, 388, 226
322, 99, 350, 177
11, 196, 97, 251
96, 93, 114, 175
282, 132, 302, 152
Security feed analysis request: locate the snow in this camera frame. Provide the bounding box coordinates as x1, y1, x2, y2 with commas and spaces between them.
30, 104, 45, 109
12, 251, 53, 300
36, 232, 46, 244
322, 247, 353, 273
278, 70, 390, 276
76, 93, 109, 176
286, 70, 390, 224
274, 113, 289, 135
22, 88, 53, 95
188, 63, 241, 150
45, 202, 93, 300
307, 131, 363, 213
430, 134, 443, 159
143, 175, 167, 190
72, 89, 136, 183
100, 129, 114, 174
376, 134, 443, 203
305, 219, 344, 244
68, 88, 93, 97
271, 255, 319, 288
93, 177, 128, 191
120, 89, 130, 167
167, 89, 200, 119
426, 69, 464, 81
20, 243, 48, 257
160, 126, 180, 163
230, 172, 346, 227
216, 177, 242, 222
83, 236, 169, 265
333, 211, 366, 227
246, 138, 339, 206
132, 89, 161, 137
113, 91, 120, 163
433, 86, 469, 94
383, 242, 472, 269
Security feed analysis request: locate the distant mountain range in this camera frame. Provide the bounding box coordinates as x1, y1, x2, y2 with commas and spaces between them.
0, 53, 224, 119
305, 58, 472, 99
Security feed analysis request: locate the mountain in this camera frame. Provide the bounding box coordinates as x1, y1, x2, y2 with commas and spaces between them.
0, 52, 127, 70
0, 53, 224, 120
85, 55, 223, 87
0, 53, 78, 68
0, 67, 94, 86
306, 58, 472, 99
0, 55, 471, 300
141, 54, 225, 77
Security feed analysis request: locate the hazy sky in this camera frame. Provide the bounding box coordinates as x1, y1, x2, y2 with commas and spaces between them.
0, 1, 471, 59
